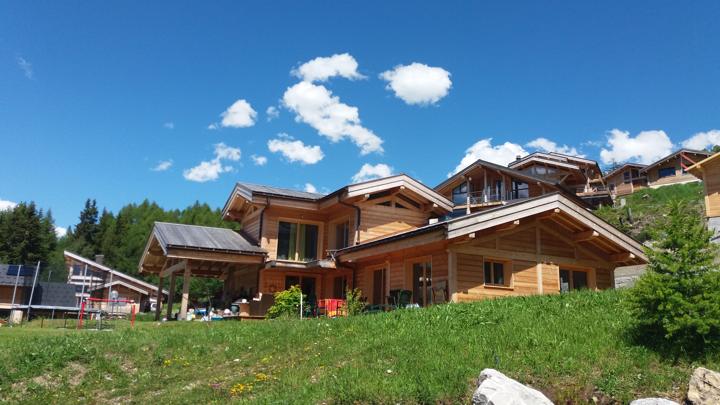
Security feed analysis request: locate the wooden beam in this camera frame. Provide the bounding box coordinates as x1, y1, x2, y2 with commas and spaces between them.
154, 276, 164, 321
537, 208, 561, 219
495, 220, 520, 232
165, 272, 176, 321
179, 264, 191, 320
166, 248, 264, 264
573, 230, 599, 242
160, 259, 187, 278
610, 252, 635, 263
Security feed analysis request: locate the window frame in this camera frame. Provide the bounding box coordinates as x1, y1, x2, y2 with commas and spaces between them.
658, 167, 676, 179
482, 258, 513, 288
275, 217, 324, 262
329, 216, 352, 250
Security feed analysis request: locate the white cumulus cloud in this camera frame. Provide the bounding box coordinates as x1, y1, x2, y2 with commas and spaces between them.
183, 143, 241, 183
251, 154, 268, 166
681, 129, 720, 151
352, 163, 394, 183
380, 63, 452, 106
0, 199, 18, 211
304, 183, 318, 193
55, 226, 67, 238
266, 106, 279, 121
17, 57, 33, 79
283, 81, 383, 154
451, 139, 527, 175
526, 137, 583, 156
219, 99, 257, 128
268, 135, 324, 165
293, 53, 365, 83
599, 129, 674, 165
151, 160, 173, 171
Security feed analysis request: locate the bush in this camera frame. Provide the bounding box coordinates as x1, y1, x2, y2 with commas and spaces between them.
343, 288, 366, 316
628, 201, 720, 352
266, 285, 305, 319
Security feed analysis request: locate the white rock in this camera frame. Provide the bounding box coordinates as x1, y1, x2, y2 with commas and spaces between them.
687, 367, 720, 405
471, 368, 553, 405
630, 399, 679, 405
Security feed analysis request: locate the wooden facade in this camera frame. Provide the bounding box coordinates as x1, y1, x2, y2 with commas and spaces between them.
641, 150, 711, 189
603, 163, 648, 197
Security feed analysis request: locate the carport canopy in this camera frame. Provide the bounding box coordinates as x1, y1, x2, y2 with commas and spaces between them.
139, 222, 266, 320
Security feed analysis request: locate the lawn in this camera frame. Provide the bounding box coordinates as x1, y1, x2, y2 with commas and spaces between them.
0, 289, 717, 404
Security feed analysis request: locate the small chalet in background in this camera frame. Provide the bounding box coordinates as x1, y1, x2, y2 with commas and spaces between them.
603, 163, 648, 197
687, 152, 720, 243
639, 149, 711, 189
64, 251, 167, 313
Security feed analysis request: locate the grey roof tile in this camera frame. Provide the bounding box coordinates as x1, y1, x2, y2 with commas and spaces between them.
153, 222, 266, 254
237, 182, 325, 200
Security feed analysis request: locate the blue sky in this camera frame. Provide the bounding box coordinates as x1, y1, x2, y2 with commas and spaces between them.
2, 1, 719, 233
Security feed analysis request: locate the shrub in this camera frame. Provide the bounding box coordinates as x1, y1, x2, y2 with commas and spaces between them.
343, 288, 366, 316
628, 201, 720, 352
266, 285, 305, 319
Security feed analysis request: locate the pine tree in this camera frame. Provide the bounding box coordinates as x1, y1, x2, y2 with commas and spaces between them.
71, 199, 100, 257
628, 201, 720, 351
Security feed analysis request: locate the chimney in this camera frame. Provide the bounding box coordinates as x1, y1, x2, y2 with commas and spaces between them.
95, 254, 105, 265
516, 155, 522, 161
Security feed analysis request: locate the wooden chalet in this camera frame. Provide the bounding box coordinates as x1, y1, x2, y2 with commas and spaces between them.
686, 152, 720, 243
640, 149, 711, 189
138, 165, 647, 319
508, 152, 611, 206
65, 251, 168, 313
603, 163, 648, 197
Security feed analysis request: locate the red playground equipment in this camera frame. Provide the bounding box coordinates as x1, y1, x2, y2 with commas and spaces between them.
78, 297, 136, 329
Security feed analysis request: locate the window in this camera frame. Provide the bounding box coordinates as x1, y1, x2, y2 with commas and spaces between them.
631, 169, 640, 178
410, 261, 432, 307
333, 276, 347, 298
285, 276, 317, 299
658, 167, 675, 178
623, 171, 631, 184
277, 221, 319, 262
452, 183, 468, 204
560, 269, 589, 292
483, 260, 507, 286
334, 221, 350, 249
511, 181, 529, 199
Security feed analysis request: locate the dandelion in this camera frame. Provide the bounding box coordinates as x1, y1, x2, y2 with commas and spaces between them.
162, 359, 172, 367
229, 382, 253, 397
254, 373, 269, 382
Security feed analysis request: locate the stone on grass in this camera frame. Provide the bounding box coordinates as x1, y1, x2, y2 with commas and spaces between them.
471, 368, 553, 405
630, 399, 679, 405
687, 367, 720, 405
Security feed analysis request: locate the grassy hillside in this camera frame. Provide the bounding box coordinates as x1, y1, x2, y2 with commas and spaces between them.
1, 290, 718, 404
596, 182, 705, 242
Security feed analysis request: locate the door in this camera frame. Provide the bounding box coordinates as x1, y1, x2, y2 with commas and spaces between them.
411, 262, 432, 307
372, 268, 386, 305
285, 276, 317, 301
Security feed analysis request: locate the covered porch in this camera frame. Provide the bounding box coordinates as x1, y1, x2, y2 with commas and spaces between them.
139, 222, 266, 320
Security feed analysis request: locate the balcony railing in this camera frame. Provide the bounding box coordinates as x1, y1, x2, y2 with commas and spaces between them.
459, 190, 530, 206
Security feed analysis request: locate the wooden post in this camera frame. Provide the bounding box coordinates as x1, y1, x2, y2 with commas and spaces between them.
154, 276, 164, 321
465, 176, 471, 214
166, 272, 177, 321
179, 263, 191, 320
448, 250, 458, 303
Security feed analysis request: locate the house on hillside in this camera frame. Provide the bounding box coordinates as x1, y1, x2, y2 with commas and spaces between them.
686, 152, 720, 243
138, 160, 647, 320
640, 149, 711, 189
0, 264, 79, 319
603, 163, 648, 197
64, 251, 167, 313
507, 152, 611, 207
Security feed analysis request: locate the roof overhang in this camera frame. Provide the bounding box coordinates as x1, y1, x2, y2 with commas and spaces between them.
640, 149, 712, 173
335, 193, 647, 265
65, 251, 163, 293
686, 152, 720, 178
342, 174, 453, 212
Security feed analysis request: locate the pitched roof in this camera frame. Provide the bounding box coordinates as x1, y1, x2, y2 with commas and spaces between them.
603, 163, 647, 179
640, 149, 712, 172
686, 152, 720, 178
235, 182, 325, 201
335, 192, 647, 263
152, 222, 266, 255
436, 158, 557, 192
64, 251, 168, 295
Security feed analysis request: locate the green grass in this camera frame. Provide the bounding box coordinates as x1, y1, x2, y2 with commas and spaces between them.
1, 290, 717, 404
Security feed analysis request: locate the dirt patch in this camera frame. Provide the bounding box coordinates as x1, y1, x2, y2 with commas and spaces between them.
67, 362, 88, 387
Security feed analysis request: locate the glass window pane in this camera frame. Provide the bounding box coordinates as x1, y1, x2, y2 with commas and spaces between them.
277, 222, 296, 260
559, 270, 570, 292
302, 224, 318, 261
285, 276, 300, 290
493, 262, 504, 285
573, 271, 588, 290
484, 262, 492, 284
